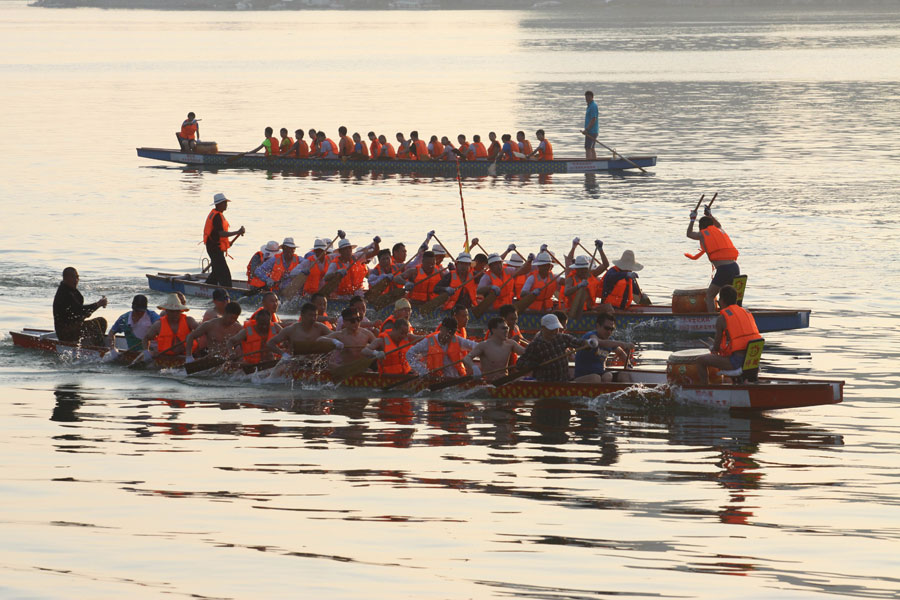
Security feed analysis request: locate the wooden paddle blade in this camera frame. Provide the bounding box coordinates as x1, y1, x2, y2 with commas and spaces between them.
316, 276, 342, 299
419, 292, 449, 316
428, 374, 473, 391
363, 279, 389, 301
472, 291, 497, 319
513, 292, 538, 315
369, 287, 406, 311
568, 288, 588, 321
185, 356, 225, 375
281, 272, 308, 301
490, 370, 523, 387
242, 358, 280, 374
381, 373, 420, 391
292, 340, 338, 355
329, 357, 376, 383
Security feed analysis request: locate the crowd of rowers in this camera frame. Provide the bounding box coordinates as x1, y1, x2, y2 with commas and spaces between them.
54, 200, 755, 387
240, 126, 554, 162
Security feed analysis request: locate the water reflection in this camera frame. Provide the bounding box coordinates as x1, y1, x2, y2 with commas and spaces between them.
51, 383, 84, 422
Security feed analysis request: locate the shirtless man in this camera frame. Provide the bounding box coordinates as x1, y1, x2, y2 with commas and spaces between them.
463, 316, 525, 382
202, 288, 230, 322
318, 307, 376, 367
266, 302, 333, 359
184, 301, 243, 362
310, 292, 334, 329
361, 318, 422, 375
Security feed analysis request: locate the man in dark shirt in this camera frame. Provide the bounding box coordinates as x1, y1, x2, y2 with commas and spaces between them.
53, 267, 108, 345
203, 193, 245, 287
514, 314, 586, 383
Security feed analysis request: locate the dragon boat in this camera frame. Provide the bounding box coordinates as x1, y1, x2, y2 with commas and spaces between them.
146, 272, 811, 336
136, 147, 656, 175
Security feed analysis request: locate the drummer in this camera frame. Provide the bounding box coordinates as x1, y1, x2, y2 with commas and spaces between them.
686, 205, 741, 312
692, 285, 760, 384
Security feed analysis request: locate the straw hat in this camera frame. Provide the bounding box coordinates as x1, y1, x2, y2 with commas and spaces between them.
613, 250, 643, 271
487, 253, 502, 265
281, 237, 298, 249
262, 240, 280, 254
157, 293, 189, 312
455, 252, 473, 264
313, 238, 328, 250
338, 238, 352, 249
573, 255, 591, 269
212, 192, 229, 205
532, 251, 552, 267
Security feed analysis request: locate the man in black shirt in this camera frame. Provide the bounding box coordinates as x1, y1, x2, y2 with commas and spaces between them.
203, 193, 245, 287
53, 267, 108, 345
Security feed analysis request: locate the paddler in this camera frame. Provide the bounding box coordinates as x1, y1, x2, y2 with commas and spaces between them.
434, 252, 479, 309
176, 111, 199, 152
202, 288, 231, 322
463, 316, 526, 382
242, 126, 280, 157
246, 292, 281, 327
528, 129, 553, 161
395, 132, 411, 160
456, 134, 470, 160
319, 307, 376, 367
520, 251, 558, 311
467, 135, 488, 161
53, 267, 108, 346
350, 132, 369, 160
409, 130, 429, 161
289, 237, 332, 296
203, 193, 245, 288
226, 308, 278, 365
279, 127, 294, 155
516, 131, 533, 157
395, 250, 441, 304
378, 134, 396, 159
310, 292, 334, 329
246, 241, 279, 291
338, 126, 354, 157
367, 248, 401, 297
139, 293, 199, 362
362, 318, 422, 375
428, 135, 444, 159
323, 237, 380, 298
184, 301, 243, 363
487, 132, 501, 160
266, 301, 334, 360
600, 250, 648, 310
252, 237, 300, 293
282, 129, 310, 158
438, 137, 456, 161
511, 314, 589, 383
581, 90, 599, 160
499, 134, 519, 161
562, 238, 609, 312
573, 312, 634, 382
308, 128, 319, 155
313, 131, 340, 159
106, 294, 158, 356
380, 298, 412, 334
691, 285, 760, 384
368, 131, 382, 159
406, 317, 477, 378
686, 205, 741, 312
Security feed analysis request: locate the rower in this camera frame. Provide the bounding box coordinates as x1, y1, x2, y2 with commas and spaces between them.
203, 193, 245, 288
367, 248, 400, 298
351, 132, 369, 160
308, 128, 319, 155
318, 307, 376, 367
282, 129, 310, 158
601, 250, 648, 310
185, 301, 243, 363
176, 111, 199, 152
686, 205, 741, 312
246, 292, 281, 327
324, 237, 380, 298
378, 134, 396, 159
528, 129, 553, 161
310, 292, 334, 330
106, 294, 158, 355
246, 240, 279, 291
574, 313, 634, 382
409, 130, 429, 161
267, 302, 333, 360
395, 132, 411, 160
242, 126, 280, 157
468, 135, 488, 161
362, 318, 422, 375
487, 132, 501, 160
314, 131, 340, 159
203, 288, 231, 323
368, 131, 382, 159
395, 250, 441, 305
292, 237, 331, 295
435, 252, 478, 310
456, 134, 470, 160
140, 293, 198, 361
512, 314, 587, 383
336, 296, 377, 331
505, 253, 528, 300
477, 252, 525, 310
520, 251, 558, 311
253, 237, 300, 293
53, 266, 108, 346
451, 305, 471, 339
428, 135, 444, 159
463, 316, 526, 382
391, 241, 408, 267
432, 244, 447, 268
562, 239, 609, 312
227, 308, 278, 365
338, 126, 354, 158
279, 127, 294, 155
691, 285, 760, 384
406, 317, 477, 378
499, 134, 519, 161
438, 137, 456, 161
516, 131, 533, 157
380, 298, 412, 334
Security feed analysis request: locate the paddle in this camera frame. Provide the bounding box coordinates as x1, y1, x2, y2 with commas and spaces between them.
381, 355, 470, 391
586, 134, 648, 174
706, 192, 718, 213
364, 278, 390, 301
242, 339, 342, 375
129, 339, 187, 368
492, 343, 589, 387
184, 355, 226, 375
329, 339, 416, 383
513, 291, 539, 314
226, 151, 250, 164
692, 193, 706, 214
369, 286, 406, 311
430, 233, 454, 259
429, 358, 528, 392
567, 286, 589, 321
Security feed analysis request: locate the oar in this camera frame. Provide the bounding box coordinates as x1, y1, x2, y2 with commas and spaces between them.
430, 233, 454, 259
364, 277, 390, 300
381, 355, 470, 391
587, 134, 648, 174
577, 242, 601, 266
692, 193, 706, 214
282, 232, 341, 301
184, 355, 226, 375
567, 286, 589, 321
429, 359, 525, 392
242, 339, 342, 375
513, 290, 539, 314
369, 286, 406, 311
129, 339, 188, 368
491, 343, 589, 387
226, 151, 250, 164
419, 272, 478, 315
329, 339, 416, 383
706, 192, 718, 212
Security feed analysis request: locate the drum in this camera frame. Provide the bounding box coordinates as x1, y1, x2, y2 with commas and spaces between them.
671, 289, 707, 314
194, 141, 218, 155
666, 349, 721, 385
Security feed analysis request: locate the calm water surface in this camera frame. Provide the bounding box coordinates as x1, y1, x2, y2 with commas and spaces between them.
1, 3, 899, 598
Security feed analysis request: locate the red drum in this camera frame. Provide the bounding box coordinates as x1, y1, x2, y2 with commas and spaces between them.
671, 289, 707, 314
666, 349, 721, 385
194, 141, 218, 155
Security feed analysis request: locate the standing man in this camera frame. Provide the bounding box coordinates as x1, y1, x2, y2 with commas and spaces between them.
53, 267, 108, 345
581, 90, 599, 160
686, 206, 741, 312
176, 111, 199, 152
203, 193, 245, 288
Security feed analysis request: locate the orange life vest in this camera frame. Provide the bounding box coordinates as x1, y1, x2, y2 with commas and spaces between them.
469, 142, 488, 160
412, 139, 429, 160
425, 333, 466, 376
701, 226, 739, 262
718, 305, 759, 356
381, 143, 396, 159
157, 313, 191, 355
241, 322, 275, 364
331, 256, 367, 296
323, 138, 340, 158
487, 140, 501, 160
293, 139, 310, 158
410, 265, 439, 302
485, 270, 514, 308
304, 258, 328, 295
180, 119, 198, 140
561, 273, 601, 311
502, 141, 518, 161
203, 209, 231, 252
605, 277, 634, 310
355, 140, 370, 158
280, 137, 294, 154
457, 142, 470, 160
369, 139, 382, 159
429, 141, 444, 158
245, 306, 281, 327
339, 135, 354, 157
397, 141, 411, 160
379, 332, 412, 375
537, 139, 553, 161
370, 263, 398, 295
266, 136, 280, 156
519, 140, 533, 156
442, 271, 477, 310
266, 252, 300, 291
527, 272, 558, 311
246, 250, 264, 279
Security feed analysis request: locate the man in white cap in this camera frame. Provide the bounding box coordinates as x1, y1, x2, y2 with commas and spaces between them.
512, 313, 588, 383
431, 244, 447, 269
394, 250, 444, 304
139, 293, 199, 362
520, 251, 558, 311
323, 236, 381, 297
435, 252, 478, 310
203, 193, 245, 287
562, 238, 609, 312
601, 249, 648, 310
253, 237, 300, 293
290, 237, 331, 296
246, 240, 280, 288
476, 250, 529, 311
380, 297, 412, 334
505, 252, 528, 301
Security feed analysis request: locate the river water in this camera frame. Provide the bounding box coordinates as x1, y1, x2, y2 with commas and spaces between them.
1, 2, 899, 598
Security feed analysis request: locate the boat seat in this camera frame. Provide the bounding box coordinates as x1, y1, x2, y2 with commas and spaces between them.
732, 274, 748, 306
719, 338, 764, 383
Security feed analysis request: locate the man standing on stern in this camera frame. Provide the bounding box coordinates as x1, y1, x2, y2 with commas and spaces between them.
581, 90, 599, 160
203, 193, 245, 288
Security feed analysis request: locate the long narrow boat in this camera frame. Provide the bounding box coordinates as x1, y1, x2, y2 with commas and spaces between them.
146, 272, 811, 336
10, 329, 843, 412
10, 328, 183, 369
136, 147, 657, 175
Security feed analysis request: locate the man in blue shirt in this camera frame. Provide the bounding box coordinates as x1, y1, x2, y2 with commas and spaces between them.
574, 313, 634, 382
106, 294, 159, 355
581, 90, 599, 159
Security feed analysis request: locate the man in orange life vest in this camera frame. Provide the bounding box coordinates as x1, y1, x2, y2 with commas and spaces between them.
139, 293, 199, 362
362, 317, 423, 376
686, 205, 741, 312
203, 193, 245, 288
434, 252, 478, 309
692, 285, 760, 384
252, 237, 300, 292
227, 308, 280, 365
176, 111, 199, 152
406, 317, 477, 378
323, 237, 380, 298
601, 249, 648, 310
520, 250, 559, 311
528, 129, 553, 161
245, 241, 279, 293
